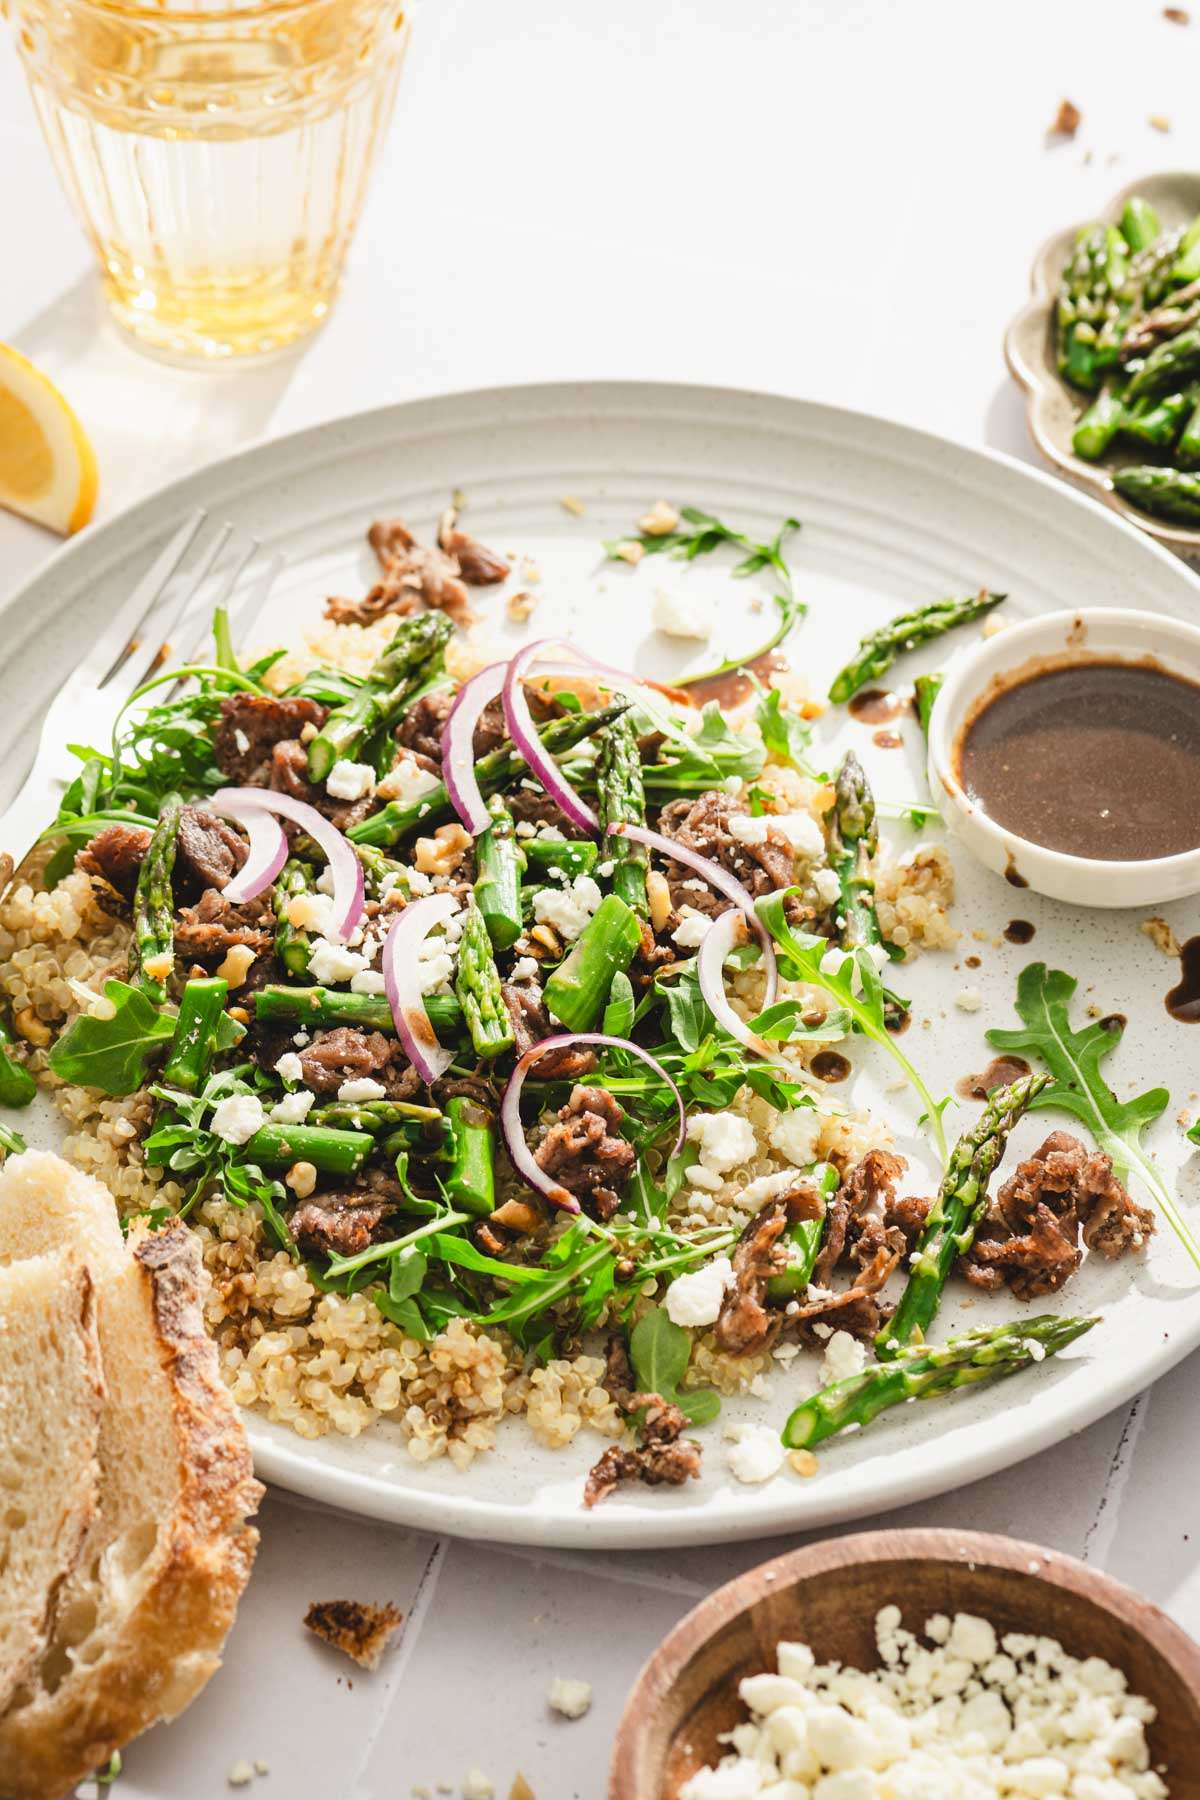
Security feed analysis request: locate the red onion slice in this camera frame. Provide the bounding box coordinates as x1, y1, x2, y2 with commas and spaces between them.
382, 894, 459, 1084
613, 822, 778, 1005
697, 908, 789, 1060
441, 662, 508, 835
502, 640, 599, 835
210, 786, 365, 942
216, 803, 289, 905
501, 1033, 686, 1214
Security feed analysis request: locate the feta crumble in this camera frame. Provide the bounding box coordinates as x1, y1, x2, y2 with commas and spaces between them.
724, 1422, 786, 1485
270, 1089, 315, 1126
532, 874, 603, 943
376, 754, 442, 807
670, 906, 711, 949
350, 968, 388, 995
547, 1676, 593, 1720
767, 1106, 822, 1168
325, 759, 376, 802
812, 866, 842, 905
210, 1093, 265, 1146
307, 938, 370, 985
686, 1110, 758, 1176
665, 1256, 736, 1327
274, 1051, 304, 1085
818, 1328, 867, 1386
652, 585, 714, 640
338, 1077, 388, 1103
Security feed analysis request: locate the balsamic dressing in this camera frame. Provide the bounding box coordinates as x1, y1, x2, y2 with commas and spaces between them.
811, 1050, 852, 1083
849, 687, 905, 724
1004, 919, 1036, 944
958, 659, 1200, 862
1166, 937, 1200, 1023
956, 1055, 1032, 1101
872, 730, 904, 750
686, 650, 788, 709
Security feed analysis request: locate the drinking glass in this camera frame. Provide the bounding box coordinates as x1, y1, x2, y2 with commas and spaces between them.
5, 0, 411, 360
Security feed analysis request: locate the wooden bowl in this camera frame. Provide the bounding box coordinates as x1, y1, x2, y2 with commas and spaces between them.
1004, 169, 1200, 558
610, 1528, 1200, 1798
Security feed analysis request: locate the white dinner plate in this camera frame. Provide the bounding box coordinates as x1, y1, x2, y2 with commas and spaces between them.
4, 381, 1200, 1549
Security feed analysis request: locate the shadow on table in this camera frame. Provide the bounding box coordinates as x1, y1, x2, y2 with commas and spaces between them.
982, 376, 1042, 467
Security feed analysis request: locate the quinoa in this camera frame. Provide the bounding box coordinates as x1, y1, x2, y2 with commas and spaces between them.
875, 843, 958, 951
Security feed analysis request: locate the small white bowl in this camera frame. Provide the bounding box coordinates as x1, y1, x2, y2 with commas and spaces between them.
927, 607, 1200, 908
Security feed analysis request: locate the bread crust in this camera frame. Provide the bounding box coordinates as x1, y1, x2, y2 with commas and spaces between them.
0, 1222, 262, 1800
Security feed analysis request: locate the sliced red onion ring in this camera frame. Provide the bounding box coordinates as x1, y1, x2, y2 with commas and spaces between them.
613, 821, 777, 1004
216, 804, 288, 905
210, 786, 364, 942
441, 661, 508, 835
697, 908, 786, 1060
501, 1033, 686, 1214
382, 894, 459, 1084
502, 640, 599, 835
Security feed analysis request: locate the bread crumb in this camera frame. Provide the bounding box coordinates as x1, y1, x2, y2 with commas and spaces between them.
548, 1675, 593, 1718
1142, 916, 1181, 957
1149, 112, 1172, 131
304, 1598, 404, 1670
1050, 98, 1081, 136
559, 495, 586, 516
228, 1763, 256, 1789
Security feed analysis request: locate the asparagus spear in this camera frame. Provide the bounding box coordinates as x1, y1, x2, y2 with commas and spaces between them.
543, 894, 643, 1032
0, 1017, 36, 1110
443, 1093, 496, 1216
162, 978, 230, 1094
782, 1314, 1098, 1450
1179, 397, 1200, 465
829, 593, 1005, 704
306, 612, 453, 783
878, 1072, 1051, 1357
1121, 279, 1200, 358
129, 792, 182, 1001
1120, 195, 1161, 254
828, 752, 908, 1030
1112, 464, 1200, 523
473, 795, 526, 952
1125, 325, 1200, 402
1056, 223, 1129, 390
1120, 387, 1194, 448
1072, 384, 1127, 461
348, 704, 630, 847
912, 673, 943, 739
454, 896, 516, 1060
0, 1121, 27, 1161
521, 838, 599, 880
242, 1121, 374, 1176
597, 712, 649, 916
274, 859, 316, 976
255, 983, 463, 1041
764, 1161, 839, 1302
1173, 215, 1200, 285
310, 1098, 442, 1132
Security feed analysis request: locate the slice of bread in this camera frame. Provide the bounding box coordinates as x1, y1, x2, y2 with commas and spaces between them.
0, 1251, 103, 1718
0, 1152, 263, 1800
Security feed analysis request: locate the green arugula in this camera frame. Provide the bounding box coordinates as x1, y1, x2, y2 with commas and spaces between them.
49, 982, 176, 1095
641, 704, 765, 795
756, 890, 949, 1163
988, 962, 1198, 1269
628, 1305, 720, 1426
876, 798, 942, 829
603, 506, 804, 687
756, 687, 820, 778
603, 971, 636, 1040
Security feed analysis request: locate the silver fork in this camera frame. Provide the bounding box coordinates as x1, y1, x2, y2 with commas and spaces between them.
0, 510, 283, 867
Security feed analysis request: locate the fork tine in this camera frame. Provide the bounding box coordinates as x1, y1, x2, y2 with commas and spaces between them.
92, 508, 209, 690
119, 522, 236, 698
164, 547, 283, 700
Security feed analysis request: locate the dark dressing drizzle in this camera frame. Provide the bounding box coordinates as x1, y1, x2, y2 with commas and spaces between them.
686, 650, 788, 709
873, 730, 904, 750
1004, 854, 1029, 889
1167, 937, 1200, 1023
956, 1054, 1032, 1100
811, 1050, 852, 1083
849, 687, 905, 724
1004, 919, 1035, 944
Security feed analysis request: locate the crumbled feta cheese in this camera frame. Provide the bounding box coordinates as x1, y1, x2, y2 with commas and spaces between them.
227, 1763, 256, 1789
955, 987, 983, 1012
532, 874, 603, 943
287, 891, 335, 933
652, 585, 714, 640
724, 1422, 786, 1485
270, 1089, 315, 1126
686, 1110, 758, 1175
768, 812, 826, 859
210, 1093, 265, 1146
818, 1329, 867, 1387
233, 728, 251, 756
307, 938, 369, 984
671, 906, 711, 949
738, 1168, 807, 1213
316, 863, 336, 895
376, 753, 442, 806
685, 1164, 724, 1192
338, 1077, 387, 1103
665, 1256, 735, 1327
275, 1051, 304, 1084
350, 968, 387, 995
510, 956, 540, 983
406, 865, 434, 895
727, 813, 770, 846
325, 759, 376, 802
812, 866, 841, 905
767, 1106, 822, 1168
547, 1676, 593, 1719
461, 1771, 494, 1800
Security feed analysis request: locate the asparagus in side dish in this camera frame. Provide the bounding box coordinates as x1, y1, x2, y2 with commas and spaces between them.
1120, 387, 1195, 448
1056, 223, 1129, 390
1072, 383, 1127, 461
348, 703, 630, 846
828, 593, 1005, 704
782, 1314, 1099, 1450
828, 752, 908, 1030
878, 1072, 1051, 1357
129, 792, 182, 1001
597, 711, 649, 916
306, 612, 453, 783
1113, 464, 1200, 523
473, 795, 526, 952
1119, 195, 1161, 255
1125, 325, 1200, 402
455, 896, 516, 1060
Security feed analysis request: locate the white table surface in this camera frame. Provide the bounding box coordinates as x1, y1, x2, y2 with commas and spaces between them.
3, 3, 1200, 1795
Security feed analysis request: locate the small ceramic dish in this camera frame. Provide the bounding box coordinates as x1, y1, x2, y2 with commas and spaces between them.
1004, 169, 1200, 557
610, 1528, 1200, 1798
927, 606, 1200, 907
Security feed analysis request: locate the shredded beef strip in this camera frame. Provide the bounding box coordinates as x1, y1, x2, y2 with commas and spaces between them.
533, 1084, 635, 1221
173, 887, 274, 961
78, 802, 250, 917
270, 738, 375, 833
961, 1130, 1154, 1300
326, 516, 474, 629
436, 509, 510, 586
506, 788, 585, 836
213, 693, 328, 785
583, 1393, 702, 1508
295, 1026, 396, 1095
77, 823, 152, 916
714, 1180, 828, 1357
788, 1241, 901, 1347
501, 983, 597, 1079
811, 1150, 906, 1289
395, 689, 454, 763
290, 1194, 396, 1259
657, 791, 799, 906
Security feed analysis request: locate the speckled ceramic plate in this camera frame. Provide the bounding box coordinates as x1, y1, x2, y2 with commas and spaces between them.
4, 382, 1200, 1548
1005, 170, 1200, 557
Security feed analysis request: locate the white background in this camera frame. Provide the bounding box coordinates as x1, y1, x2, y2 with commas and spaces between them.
2, 3, 1199, 1795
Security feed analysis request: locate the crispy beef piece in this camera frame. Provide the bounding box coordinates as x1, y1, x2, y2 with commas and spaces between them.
327, 517, 474, 629
714, 1201, 791, 1356
213, 693, 328, 785
533, 1084, 635, 1221
506, 788, 585, 836
658, 792, 797, 900
790, 1241, 901, 1347
633, 917, 677, 983
811, 1150, 906, 1288
290, 1194, 395, 1258
885, 1191, 933, 1247
174, 888, 273, 961
77, 823, 152, 917
270, 739, 375, 832
436, 510, 510, 586
369, 519, 417, 564
175, 806, 248, 897
395, 689, 455, 763
501, 983, 597, 1079
603, 1332, 636, 1408
961, 1130, 1154, 1300
297, 1026, 395, 1095
582, 1393, 701, 1508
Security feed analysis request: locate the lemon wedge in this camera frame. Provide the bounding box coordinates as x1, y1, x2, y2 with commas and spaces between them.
0, 344, 98, 535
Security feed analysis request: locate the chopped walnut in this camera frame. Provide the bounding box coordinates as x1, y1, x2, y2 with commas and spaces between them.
1149, 113, 1172, 132
612, 540, 645, 565
638, 499, 680, 536
1142, 915, 1181, 958
1050, 98, 1081, 137
507, 590, 538, 622
413, 822, 472, 876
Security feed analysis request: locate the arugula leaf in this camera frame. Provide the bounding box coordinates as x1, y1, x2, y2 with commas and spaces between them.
876, 798, 942, 829
628, 1305, 721, 1426
48, 981, 175, 1095
603, 971, 636, 1040
658, 965, 711, 1055
756, 688, 820, 778
988, 963, 1198, 1268
642, 704, 765, 795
